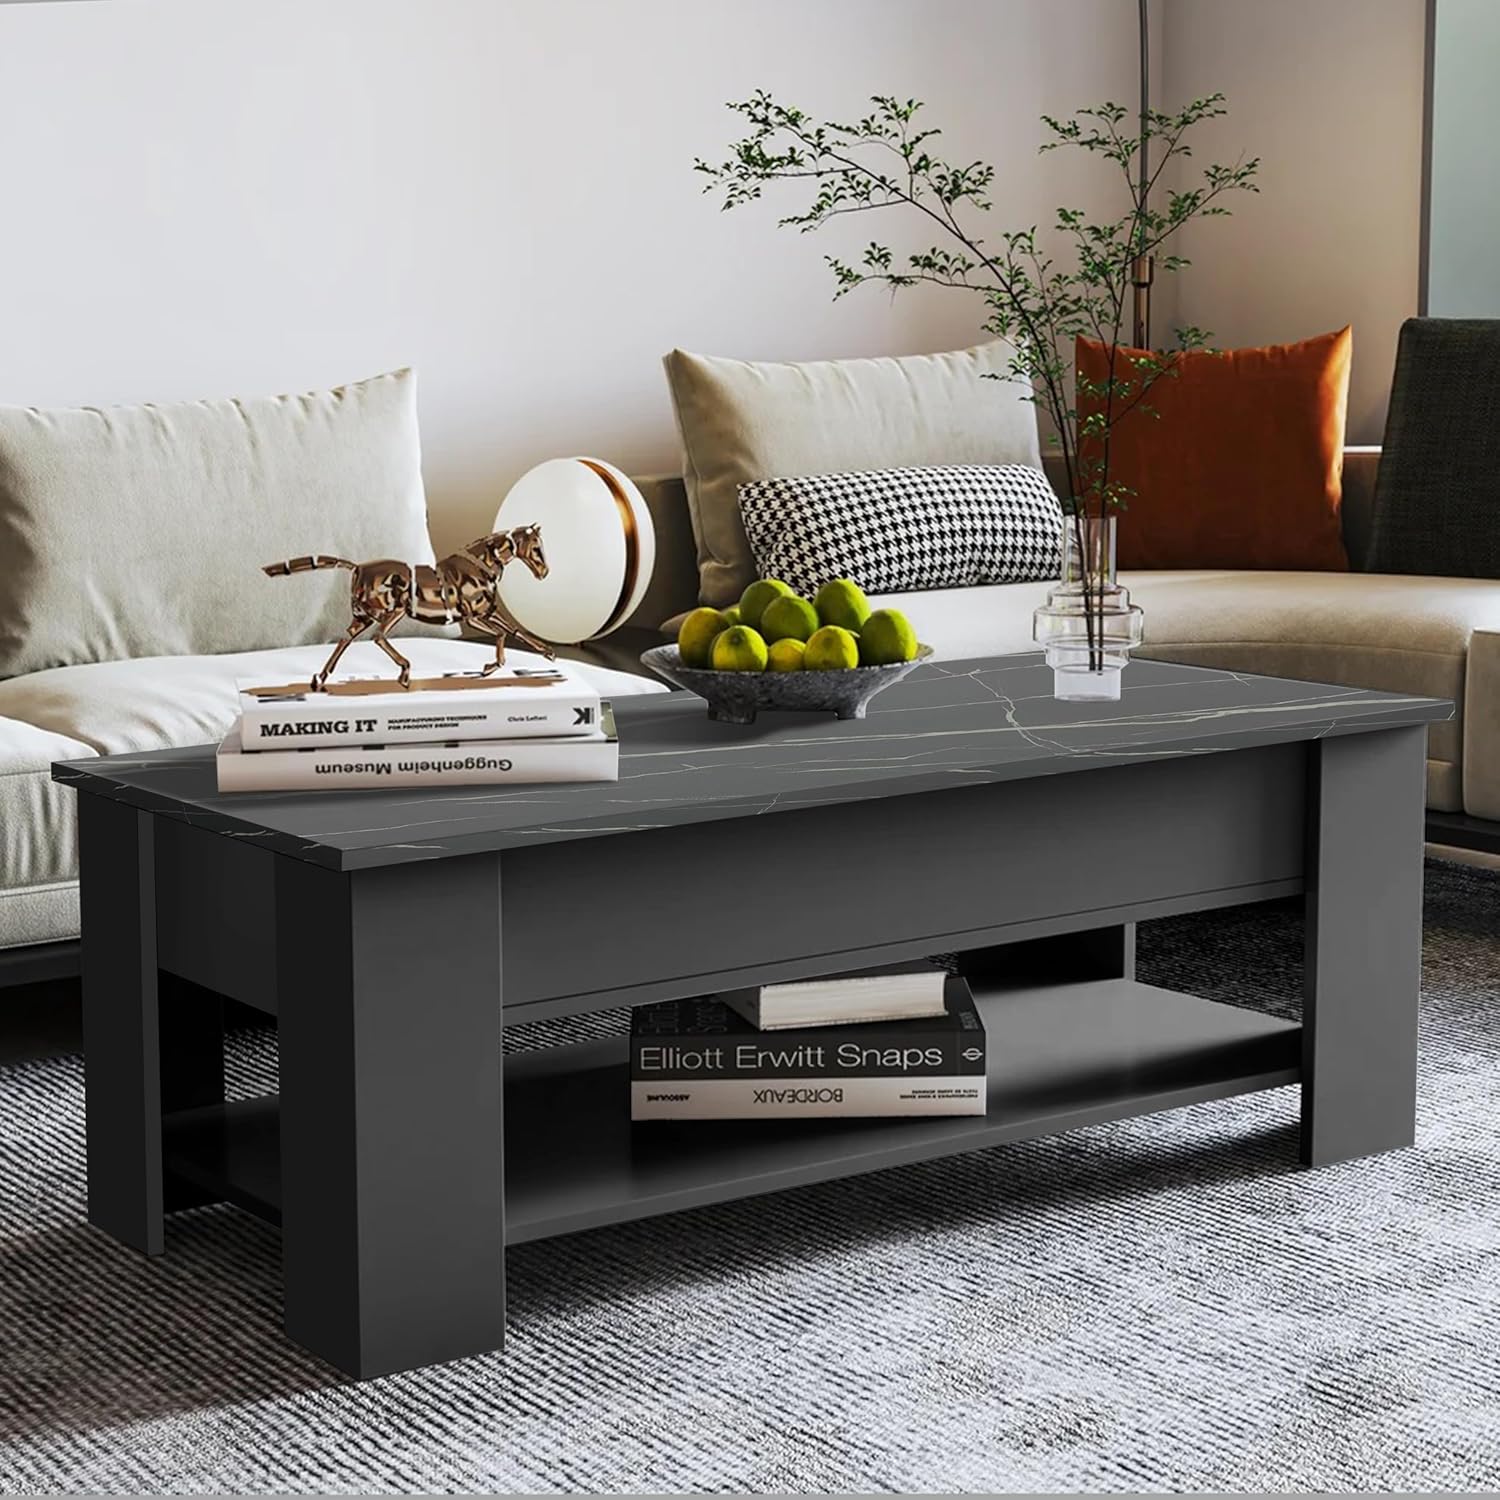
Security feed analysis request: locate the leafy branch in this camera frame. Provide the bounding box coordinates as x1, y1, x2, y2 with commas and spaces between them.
695, 90, 1258, 660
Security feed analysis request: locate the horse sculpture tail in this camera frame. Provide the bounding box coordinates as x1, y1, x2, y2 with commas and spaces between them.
262, 555, 358, 578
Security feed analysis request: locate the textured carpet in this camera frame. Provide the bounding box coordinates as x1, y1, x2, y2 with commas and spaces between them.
3, 861, 1500, 1493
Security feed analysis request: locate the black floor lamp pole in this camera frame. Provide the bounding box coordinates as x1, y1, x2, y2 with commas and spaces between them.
1132, 0, 1155, 349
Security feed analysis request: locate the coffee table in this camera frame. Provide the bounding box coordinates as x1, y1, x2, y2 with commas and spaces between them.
54, 655, 1450, 1378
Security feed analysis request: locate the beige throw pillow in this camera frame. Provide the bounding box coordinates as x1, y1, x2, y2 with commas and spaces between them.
663, 342, 1043, 608
0, 368, 439, 678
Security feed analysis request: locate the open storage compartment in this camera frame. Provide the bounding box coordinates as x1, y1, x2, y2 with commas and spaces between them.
162, 975, 1301, 1244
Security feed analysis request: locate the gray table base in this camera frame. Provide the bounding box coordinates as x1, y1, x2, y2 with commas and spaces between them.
79, 726, 1427, 1378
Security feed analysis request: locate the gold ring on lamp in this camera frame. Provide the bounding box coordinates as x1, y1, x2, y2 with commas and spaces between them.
493, 458, 656, 646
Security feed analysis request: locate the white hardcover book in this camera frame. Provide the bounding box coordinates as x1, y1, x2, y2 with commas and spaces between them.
216, 708, 618, 793
236, 664, 602, 749
718, 960, 949, 1030
630, 1076, 986, 1120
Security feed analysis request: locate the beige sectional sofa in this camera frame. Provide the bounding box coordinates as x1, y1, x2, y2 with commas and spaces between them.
643, 340, 1500, 835
629, 447, 1500, 830
10, 450, 1498, 964
0, 640, 665, 955
5, 352, 1499, 973
0, 370, 669, 969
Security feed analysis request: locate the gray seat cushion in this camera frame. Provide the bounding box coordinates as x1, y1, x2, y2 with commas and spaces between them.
0, 716, 92, 948
1368, 318, 1500, 578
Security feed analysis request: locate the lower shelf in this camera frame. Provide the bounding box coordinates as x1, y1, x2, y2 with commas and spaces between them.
163, 978, 1300, 1244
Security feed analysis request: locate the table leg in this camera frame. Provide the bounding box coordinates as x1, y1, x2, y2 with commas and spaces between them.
80, 798, 162, 1253
275, 853, 505, 1379
79, 799, 223, 1251
1302, 725, 1427, 1166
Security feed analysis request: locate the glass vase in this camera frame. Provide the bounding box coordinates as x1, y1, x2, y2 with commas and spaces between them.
1032, 514, 1145, 702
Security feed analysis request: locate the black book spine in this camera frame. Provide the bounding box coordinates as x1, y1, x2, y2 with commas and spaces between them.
631, 979, 985, 1082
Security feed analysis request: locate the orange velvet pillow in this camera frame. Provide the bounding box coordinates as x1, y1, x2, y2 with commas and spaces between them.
1074, 327, 1352, 570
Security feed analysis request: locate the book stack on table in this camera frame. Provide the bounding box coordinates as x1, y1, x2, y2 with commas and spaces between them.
630, 961, 987, 1120
215, 663, 617, 792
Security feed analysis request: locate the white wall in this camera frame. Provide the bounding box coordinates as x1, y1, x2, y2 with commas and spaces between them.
0, 0, 1149, 550
1159, 0, 1427, 444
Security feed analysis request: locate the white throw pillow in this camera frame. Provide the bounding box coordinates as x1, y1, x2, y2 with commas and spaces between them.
0, 368, 439, 678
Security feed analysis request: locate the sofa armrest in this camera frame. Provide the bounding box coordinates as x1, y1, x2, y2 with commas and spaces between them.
1465, 629, 1500, 822
1342, 446, 1380, 570
623, 475, 699, 634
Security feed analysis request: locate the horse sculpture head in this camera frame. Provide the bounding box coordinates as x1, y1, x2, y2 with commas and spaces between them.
465, 523, 548, 582
508, 522, 548, 581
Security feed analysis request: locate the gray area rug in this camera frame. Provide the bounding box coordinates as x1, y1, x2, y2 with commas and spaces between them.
3, 860, 1499, 1493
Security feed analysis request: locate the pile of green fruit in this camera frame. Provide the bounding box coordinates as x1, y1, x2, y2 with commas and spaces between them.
677, 578, 919, 673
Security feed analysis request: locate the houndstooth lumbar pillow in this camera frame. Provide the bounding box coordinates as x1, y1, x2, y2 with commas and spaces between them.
737, 464, 1064, 597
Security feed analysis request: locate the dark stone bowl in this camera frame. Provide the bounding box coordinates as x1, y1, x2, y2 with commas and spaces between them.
640, 644, 934, 725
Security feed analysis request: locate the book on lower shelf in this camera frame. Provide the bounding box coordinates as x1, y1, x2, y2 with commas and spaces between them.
236, 663, 602, 749
630, 975, 986, 1120
215, 705, 618, 792
718, 959, 949, 1030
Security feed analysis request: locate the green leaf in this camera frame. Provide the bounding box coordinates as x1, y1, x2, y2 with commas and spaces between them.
697, 87, 1259, 520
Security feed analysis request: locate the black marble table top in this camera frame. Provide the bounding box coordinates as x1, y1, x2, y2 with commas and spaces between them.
53, 655, 1451, 871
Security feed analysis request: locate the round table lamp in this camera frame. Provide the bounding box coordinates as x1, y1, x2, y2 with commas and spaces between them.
493, 457, 656, 644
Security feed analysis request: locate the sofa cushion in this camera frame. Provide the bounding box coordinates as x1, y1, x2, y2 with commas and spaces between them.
1043, 446, 1382, 572
0, 369, 440, 678
0, 638, 666, 759
663, 343, 1042, 610
0, 716, 92, 910
1075, 329, 1352, 571
865, 578, 1053, 660
738, 464, 1063, 598
1128, 570, 1497, 792
1369, 318, 1500, 578
0, 884, 78, 949
867, 570, 1499, 813
0, 640, 666, 950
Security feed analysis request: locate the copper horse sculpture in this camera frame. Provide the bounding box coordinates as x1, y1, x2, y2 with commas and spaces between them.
263, 523, 552, 691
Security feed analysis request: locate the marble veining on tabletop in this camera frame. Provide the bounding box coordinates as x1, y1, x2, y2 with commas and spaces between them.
51, 655, 1452, 870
